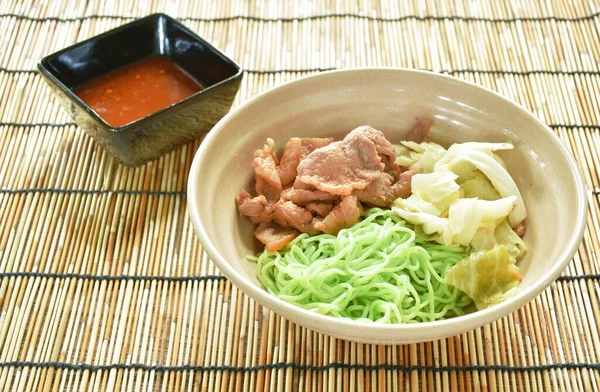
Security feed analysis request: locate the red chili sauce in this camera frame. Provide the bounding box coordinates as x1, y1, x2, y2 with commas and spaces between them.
75, 56, 203, 127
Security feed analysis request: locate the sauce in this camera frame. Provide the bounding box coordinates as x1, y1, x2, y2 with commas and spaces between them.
75, 56, 203, 127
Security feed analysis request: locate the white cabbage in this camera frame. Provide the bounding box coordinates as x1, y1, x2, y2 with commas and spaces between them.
470, 226, 497, 251
395, 141, 447, 173
444, 245, 522, 310
393, 195, 517, 246
391, 207, 454, 245
411, 172, 460, 203
459, 172, 501, 201
392, 140, 526, 249
494, 220, 528, 260
448, 197, 517, 246
436, 142, 514, 166
400, 172, 463, 216
397, 195, 444, 216
435, 148, 526, 227
392, 139, 527, 309
471, 220, 527, 260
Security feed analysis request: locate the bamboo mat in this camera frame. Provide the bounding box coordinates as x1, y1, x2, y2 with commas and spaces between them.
0, 0, 600, 390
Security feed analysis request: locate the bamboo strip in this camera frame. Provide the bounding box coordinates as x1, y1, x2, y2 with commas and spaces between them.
0, 0, 600, 390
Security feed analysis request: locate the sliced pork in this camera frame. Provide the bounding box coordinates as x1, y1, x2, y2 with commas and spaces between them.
352, 169, 415, 207
235, 189, 273, 224
254, 222, 298, 252
306, 202, 335, 217
278, 137, 334, 186
314, 196, 362, 235
281, 187, 339, 205
273, 200, 316, 234
348, 126, 399, 173
514, 222, 526, 237
292, 178, 315, 190
406, 119, 433, 142
297, 132, 384, 195
237, 125, 424, 248
352, 172, 395, 207
253, 138, 282, 201
391, 169, 415, 200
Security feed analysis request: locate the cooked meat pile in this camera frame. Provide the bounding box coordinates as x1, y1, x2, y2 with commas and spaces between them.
235, 123, 430, 252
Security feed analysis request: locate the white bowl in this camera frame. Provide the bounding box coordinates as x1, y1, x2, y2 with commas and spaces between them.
187, 68, 587, 344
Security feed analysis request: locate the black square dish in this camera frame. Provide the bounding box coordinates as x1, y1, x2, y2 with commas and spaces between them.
38, 13, 243, 166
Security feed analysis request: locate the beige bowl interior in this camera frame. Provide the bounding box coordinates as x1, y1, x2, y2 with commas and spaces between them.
188, 69, 587, 344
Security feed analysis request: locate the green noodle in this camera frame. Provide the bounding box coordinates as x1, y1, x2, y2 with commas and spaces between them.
253, 208, 473, 323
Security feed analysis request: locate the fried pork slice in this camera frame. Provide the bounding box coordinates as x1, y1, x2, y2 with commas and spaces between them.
347, 126, 400, 173
281, 186, 340, 206
235, 188, 273, 224
306, 202, 335, 217
297, 132, 384, 195
313, 196, 361, 235
254, 222, 298, 252
253, 138, 282, 201
273, 199, 317, 234
405, 119, 433, 142
278, 137, 334, 186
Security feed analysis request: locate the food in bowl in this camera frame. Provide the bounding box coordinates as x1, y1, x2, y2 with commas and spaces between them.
188, 68, 586, 343
235, 120, 528, 323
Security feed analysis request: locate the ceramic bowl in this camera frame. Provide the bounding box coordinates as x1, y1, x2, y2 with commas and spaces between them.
38, 13, 243, 166
187, 68, 587, 344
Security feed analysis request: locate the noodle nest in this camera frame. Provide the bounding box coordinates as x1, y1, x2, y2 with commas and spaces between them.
253, 208, 473, 323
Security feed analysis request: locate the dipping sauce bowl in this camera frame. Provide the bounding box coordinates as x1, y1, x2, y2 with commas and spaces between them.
38, 13, 243, 166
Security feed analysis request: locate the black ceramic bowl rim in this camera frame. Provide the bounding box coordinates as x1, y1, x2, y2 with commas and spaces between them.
37, 13, 243, 133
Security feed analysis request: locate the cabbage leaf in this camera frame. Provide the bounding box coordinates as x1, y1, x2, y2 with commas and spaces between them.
394, 195, 517, 246
459, 172, 501, 201
392, 140, 526, 248
412, 172, 461, 203
448, 196, 517, 246
395, 141, 447, 173
392, 139, 527, 309
435, 148, 526, 227
444, 245, 522, 310
436, 142, 514, 167
494, 220, 527, 260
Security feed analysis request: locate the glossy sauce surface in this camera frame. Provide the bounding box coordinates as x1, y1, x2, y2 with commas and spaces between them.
75, 56, 203, 127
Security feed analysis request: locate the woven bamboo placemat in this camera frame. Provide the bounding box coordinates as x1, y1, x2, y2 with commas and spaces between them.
1, 0, 600, 390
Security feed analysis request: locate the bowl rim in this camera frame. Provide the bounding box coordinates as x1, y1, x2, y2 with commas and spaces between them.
37, 12, 243, 133
187, 67, 588, 338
